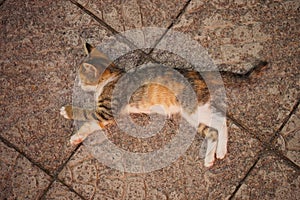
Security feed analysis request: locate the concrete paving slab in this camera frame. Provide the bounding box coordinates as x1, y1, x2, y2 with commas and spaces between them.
43, 181, 83, 200
58, 119, 263, 199
0, 141, 51, 199
233, 153, 300, 199
224, 59, 299, 142
2, 109, 77, 174
0, 0, 117, 174
276, 104, 300, 167
73, 0, 189, 32
171, 0, 300, 142
0, 0, 299, 199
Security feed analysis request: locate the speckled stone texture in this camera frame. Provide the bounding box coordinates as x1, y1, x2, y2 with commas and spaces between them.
58, 120, 263, 199
0, 141, 51, 199
0, 0, 116, 174
172, 0, 300, 142
0, 0, 299, 199
233, 154, 299, 200
43, 181, 83, 200
276, 104, 300, 167
74, 0, 189, 32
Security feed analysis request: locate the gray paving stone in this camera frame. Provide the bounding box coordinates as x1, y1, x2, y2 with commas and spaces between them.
171, 0, 300, 142
233, 153, 300, 200
0, 141, 51, 199
276, 104, 300, 167
43, 181, 83, 200
0, 0, 299, 199
0, 0, 115, 174
58, 146, 126, 199
58, 119, 263, 199
74, 0, 189, 32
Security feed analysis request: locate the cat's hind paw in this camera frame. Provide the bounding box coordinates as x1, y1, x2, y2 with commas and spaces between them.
203, 140, 218, 168
216, 145, 227, 159
60, 105, 73, 119
204, 157, 215, 168
216, 124, 228, 159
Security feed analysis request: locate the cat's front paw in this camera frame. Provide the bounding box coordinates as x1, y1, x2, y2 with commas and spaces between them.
60, 105, 73, 119
70, 134, 84, 146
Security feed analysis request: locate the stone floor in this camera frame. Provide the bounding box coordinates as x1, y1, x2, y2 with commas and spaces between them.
0, 0, 299, 199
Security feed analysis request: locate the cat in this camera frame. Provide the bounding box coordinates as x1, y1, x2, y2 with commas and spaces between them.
60, 43, 267, 167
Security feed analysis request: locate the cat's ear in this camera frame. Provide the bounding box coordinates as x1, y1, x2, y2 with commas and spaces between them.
84, 42, 95, 55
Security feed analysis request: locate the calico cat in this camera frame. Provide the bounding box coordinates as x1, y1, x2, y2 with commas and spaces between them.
60, 43, 267, 167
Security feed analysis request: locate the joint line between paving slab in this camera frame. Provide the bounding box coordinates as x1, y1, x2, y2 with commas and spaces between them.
68, 0, 159, 64
269, 98, 300, 144
0, 130, 86, 199
0, 135, 52, 175
69, 0, 140, 51
225, 112, 265, 144
228, 151, 263, 200
228, 148, 300, 200
228, 98, 300, 199
38, 143, 84, 199
39, 179, 86, 200
39, 170, 87, 200
146, 0, 192, 55
0, 0, 7, 7
69, 0, 193, 66
69, 0, 118, 35
272, 149, 300, 171
53, 143, 82, 178
58, 179, 87, 200
39, 181, 56, 200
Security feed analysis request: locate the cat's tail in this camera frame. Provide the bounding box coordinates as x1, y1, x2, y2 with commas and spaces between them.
216, 60, 269, 81
242, 60, 269, 78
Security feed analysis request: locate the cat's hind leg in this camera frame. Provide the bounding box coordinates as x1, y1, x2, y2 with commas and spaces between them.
182, 103, 219, 167
197, 124, 218, 167
209, 110, 228, 159
215, 120, 227, 159
70, 121, 101, 145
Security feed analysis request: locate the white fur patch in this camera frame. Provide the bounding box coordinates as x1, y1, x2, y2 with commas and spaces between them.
60, 106, 70, 119
182, 103, 212, 128
182, 102, 228, 167
70, 121, 101, 145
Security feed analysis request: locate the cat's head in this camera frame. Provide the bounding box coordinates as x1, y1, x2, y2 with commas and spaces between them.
78, 43, 114, 91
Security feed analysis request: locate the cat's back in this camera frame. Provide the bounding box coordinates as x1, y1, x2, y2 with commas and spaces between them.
124, 67, 211, 115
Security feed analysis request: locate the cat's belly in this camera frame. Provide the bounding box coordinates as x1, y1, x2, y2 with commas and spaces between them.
124, 104, 182, 116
